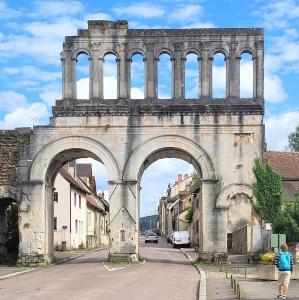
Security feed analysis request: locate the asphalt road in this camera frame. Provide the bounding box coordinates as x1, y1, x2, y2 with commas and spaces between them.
0, 237, 199, 300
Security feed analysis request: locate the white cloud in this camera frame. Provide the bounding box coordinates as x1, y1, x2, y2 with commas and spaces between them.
131, 87, 144, 99
265, 111, 299, 150
168, 4, 203, 23
113, 2, 164, 18
258, 0, 299, 30
212, 65, 226, 98
264, 74, 287, 103
0, 102, 49, 129
84, 12, 111, 21
30, 1, 85, 18
0, 90, 28, 112
0, 1, 21, 19
240, 59, 253, 98
3, 65, 60, 82
184, 21, 215, 28
39, 90, 61, 106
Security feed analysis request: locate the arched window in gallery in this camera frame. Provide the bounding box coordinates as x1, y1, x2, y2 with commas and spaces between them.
212, 52, 226, 98
103, 53, 118, 99
240, 52, 253, 98
158, 53, 172, 99
76, 52, 89, 99
131, 53, 145, 99
185, 53, 200, 99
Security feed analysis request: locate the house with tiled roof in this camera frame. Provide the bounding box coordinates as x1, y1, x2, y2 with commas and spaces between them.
53, 161, 109, 251
265, 151, 299, 199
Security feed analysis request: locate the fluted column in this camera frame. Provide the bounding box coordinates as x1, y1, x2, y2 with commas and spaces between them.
145, 43, 157, 99
201, 50, 212, 98
126, 58, 132, 99
90, 50, 101, 99
173, 52, 184, 99
119, 48, 129, 99
61, 51, 76, 99
255, 49, 263, 98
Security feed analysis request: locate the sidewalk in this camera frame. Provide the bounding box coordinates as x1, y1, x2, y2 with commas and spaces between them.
182, 248, 238, 300
182, 248, 299, 300
0, 247, 107, 280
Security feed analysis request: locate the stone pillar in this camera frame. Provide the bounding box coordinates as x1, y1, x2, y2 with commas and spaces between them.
255, 48, 263, 98
108, 180, 138, 262
145, 43, 158, 99
126, 58, 132, 99
116, 58, 120, 99
201, 50, 212, 98
173, 52, 184, 99
99, 58, 104, 99
181, 58, 186, 99
18, 182, 54, 266
198, 57, 201, 98
228, 43, 240, 98
119, 47, 129, 99
199, 179, 223, 255
0, 204, 7, 263
90, 50, 101, 99
61, 52, 76, 99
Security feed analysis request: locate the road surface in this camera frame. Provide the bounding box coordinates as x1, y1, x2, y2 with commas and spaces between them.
0, 237, 199, 300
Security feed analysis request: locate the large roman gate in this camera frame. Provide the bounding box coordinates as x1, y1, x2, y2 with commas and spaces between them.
0, 20, 264, 265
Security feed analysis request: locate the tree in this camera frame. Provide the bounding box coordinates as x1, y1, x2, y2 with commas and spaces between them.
287, 124, 299, 151
185, 207, 193, 223
252, 159, 283, 223
186, 171, 201, 194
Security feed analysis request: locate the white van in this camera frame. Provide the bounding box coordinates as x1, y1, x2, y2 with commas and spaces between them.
171, 231, 190, 248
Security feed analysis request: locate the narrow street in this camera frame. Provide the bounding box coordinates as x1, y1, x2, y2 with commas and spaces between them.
0, 238, 199, 300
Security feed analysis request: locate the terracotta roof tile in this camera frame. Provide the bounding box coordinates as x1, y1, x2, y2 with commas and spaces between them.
265, 151, 299, 180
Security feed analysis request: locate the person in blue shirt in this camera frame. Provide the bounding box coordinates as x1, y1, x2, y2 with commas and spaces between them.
275, 244, 294, 300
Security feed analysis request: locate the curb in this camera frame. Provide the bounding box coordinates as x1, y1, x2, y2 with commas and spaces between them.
0, 247, 108, 280
180, 248, 207, 300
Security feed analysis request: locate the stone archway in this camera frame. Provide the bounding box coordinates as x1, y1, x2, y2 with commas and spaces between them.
18, 136, 120, 265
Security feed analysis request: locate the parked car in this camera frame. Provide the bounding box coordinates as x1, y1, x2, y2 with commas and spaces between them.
171, 231, 190, 248
145, 232, 158, 243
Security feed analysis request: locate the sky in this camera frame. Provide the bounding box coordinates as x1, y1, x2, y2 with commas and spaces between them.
0, 0, 299, 216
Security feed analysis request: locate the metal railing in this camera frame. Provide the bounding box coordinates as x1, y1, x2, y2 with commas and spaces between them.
231, 275, 241, 300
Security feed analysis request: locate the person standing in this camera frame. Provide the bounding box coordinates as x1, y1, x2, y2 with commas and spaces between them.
275, 244, 294, 300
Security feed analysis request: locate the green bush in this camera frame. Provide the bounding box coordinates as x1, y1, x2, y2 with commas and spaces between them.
185, 207, 193, 223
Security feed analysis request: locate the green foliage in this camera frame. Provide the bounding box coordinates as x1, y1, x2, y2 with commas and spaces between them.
187, 171, 201, 193
287, 124, 299, 151
252, 159, 283, 223
5, 203, 19, 253
272, 196, 299, 242
185, 207, 193, 223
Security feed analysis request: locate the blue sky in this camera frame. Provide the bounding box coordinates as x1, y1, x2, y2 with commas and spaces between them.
0, 0, 299, 216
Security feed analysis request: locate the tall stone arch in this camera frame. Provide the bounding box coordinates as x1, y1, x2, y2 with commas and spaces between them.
0, 20, 265, 265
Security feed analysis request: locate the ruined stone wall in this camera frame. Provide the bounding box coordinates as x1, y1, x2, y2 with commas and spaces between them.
231, 225, 249, 254
0, 128, 31, 188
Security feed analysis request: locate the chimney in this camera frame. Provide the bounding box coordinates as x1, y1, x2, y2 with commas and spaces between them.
178, 174, 182, 182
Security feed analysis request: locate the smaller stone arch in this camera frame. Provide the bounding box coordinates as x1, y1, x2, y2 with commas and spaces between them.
156, 48, 174, 59
216, 183, 253, 209
71, 49, 92, 60
102, 50, 119, 59
237, 47, 256, 58
209, 48, 229, 59
128, 48, 147, 60
182, 49, 201, 59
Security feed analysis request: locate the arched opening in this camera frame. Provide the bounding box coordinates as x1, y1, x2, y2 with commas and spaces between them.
212, 52, 226, 98
185, 53, 200, 99
76, 52, 90, 99
240, 52, 253, 98
48, 151, 109, 256
136, 147, 204, 258
131, 53, 145, 99
103, 53, 118, 99
158, 53, 172, 99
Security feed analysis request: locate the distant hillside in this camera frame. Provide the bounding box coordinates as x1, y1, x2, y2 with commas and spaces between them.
139, 215, 158, 232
